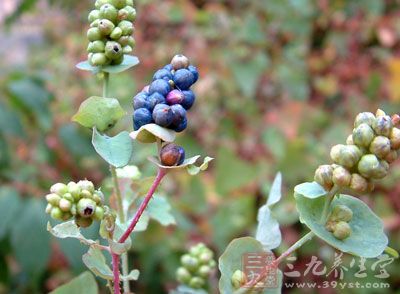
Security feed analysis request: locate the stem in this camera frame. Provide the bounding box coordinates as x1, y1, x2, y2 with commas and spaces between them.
320, 185, 339, 223
112, 253, 121, 294
119, 168, 167, 243
110, 165, 125, 222
121, 253, 130, 293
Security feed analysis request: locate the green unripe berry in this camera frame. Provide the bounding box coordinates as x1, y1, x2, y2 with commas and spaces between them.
51, 207, 63, 220
110, 27, 122, 39
385, 150, 398, 164
95, 0, 111, 9
117, 8, 129, 21
59, 198, 72, 212
331, 145, 361, 169
332, 166, 351, 187
93, 191, 104, 204
77, 198, 97, 218
189, 245, 203, 257
62, 212, 73, 221
333, 221, 351, 240
198, 265, 211, 278
45, 203, 52, 214
314, 164, 333, 190
354, 112, 375, 127
87, 27, 102, 41
350, 173, 368, 193
126, 0, 133, 6
62, 192, 74, 202
75, 216, 93, 228
46, 193, 61, 206
369, 136, 391, 159
111, 55, 124, 65
372, 115, 393, 137
199, 252, 213, 264
122, 45, 133, 54
90, 19, 100, 28
50, 183, 68, 196
376, 109, 386, 117
105, 41, 123, 59
87, 41, 105, 53
77, 180, 95, 193
329, 205, 353, 222
209, 259, 216, 268
352, 123, 374, 147
88, 10, 101, 22
71, 204, 77, 215
171, 54, 190, 70
124, 6, 136, 21
98, 19, 115, 35
189, 277, 205, 289
80, 189, 92, 199
358, 154, 387, 179
67, 182, 81, 200
118, 35, 132, 46
93, 206, 105, 221
176, 267, 191, 284
118, 20, 133, 35
231, 270, 247, 290
181, 254, 199, 271
390, 127, 400, 150
100, 4, 118, 22
111, 0, 126, 9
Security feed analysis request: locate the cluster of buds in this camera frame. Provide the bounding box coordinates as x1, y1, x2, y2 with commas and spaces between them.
315, 109, 400, 194
87, 0, 136, 66
176, 243, 216, 289
325, 205, 353, 240
45, 180, 105, 228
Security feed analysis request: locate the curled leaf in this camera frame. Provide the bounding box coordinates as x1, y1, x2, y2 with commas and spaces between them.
294, 181, 327, 199
109, 239, 132, 255
82, 247, 113, 280
121, 269, 140, 281
148, 155, 213, 175
130, 123, 176, 143
47, 221, 97, 247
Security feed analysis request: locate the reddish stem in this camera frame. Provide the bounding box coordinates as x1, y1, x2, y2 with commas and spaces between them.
118, 168, 167, 243
112, 253, 121, 294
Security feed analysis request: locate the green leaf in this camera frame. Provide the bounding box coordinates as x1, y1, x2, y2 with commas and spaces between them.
72, 96, 125, 132
170, 285, 208, 294
295, 194, 388, 258
186, 156, 214, 175
50, 271, 98, 294
58, 124, 94, 158
267, 172, 282, 206
0, 187, 22, 239
82, 247, 113, 280
76, 55, 140, 74
148, 155, 213, 175
146, 195, 176, 226
256, 206, 281, 251
92, 128, 133, 168
130, 123, 176, 143
109, 239, 132, 255
121, 269, 140, 281
47, 221, 97, 246
384, 246, 399, 259
0, 101, 25, 137
294, 182, 326, 199
11, 199, 51, 275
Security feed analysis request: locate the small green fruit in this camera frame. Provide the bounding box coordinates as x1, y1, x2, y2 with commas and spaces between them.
122, 45, 132, 54
329, 205, 353, 222
77, 180, 95, 193
95, 0, 110, 9
112, 54, 124, 65
98, 19, 115, 35
105, 41, 123, 59
181, 254, 199, 271
92, 191, 104, 204
118, 20, 133, 35
59, 198, 72, 212
75, 216, 93, 228
100, 4, 118, 22
333, 221, 351, 240
199, 252, 213, 264
88, 10, 101, 22
189, 277, 205, 289
46, 193, 61, 206
124, 6, 136, 21
352, 123, 374, 147
93, 206, 105, 221
354, 112, 375, 127
80, 189, 92, 199
332, 166, 351, 187
77, 198, 97, 218
349, 173, 368, 193
390, 127, 400, 149
117, 8, 129, 21
126, 0, 133, 6
314, 164, 333, 190
198, 265, 211, 278
90, 19, 100, 27
111, 0, 126, 9
50, 207, 63, 220
110, 27, 122, 39
45, 203, 52, 214
369, 136, 391, 159
87, 27, 102, 41
176, 267, 191, 284
231, 270, 247, 290
62, 192, 74, 202
358, 154, 380, 178
372, 115, 393, 137
50, 183, 68, 195
385, 150, 398, 164
67, 182, 81, 200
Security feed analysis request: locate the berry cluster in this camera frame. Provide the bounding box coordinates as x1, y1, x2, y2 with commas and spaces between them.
133, 54, 199, 132
176, 243, 216, 289
160, 143, 185, 166
45, 180, 105, 228
325, 205, 353, 240
315, 109, 400, 194
86, 0, 136, 66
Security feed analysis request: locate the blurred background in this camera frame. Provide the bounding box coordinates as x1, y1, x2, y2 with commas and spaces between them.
0, 0, 400, 293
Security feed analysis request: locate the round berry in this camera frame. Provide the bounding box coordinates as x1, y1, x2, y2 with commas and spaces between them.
173, 117, 187, 132
153, 69, 173, 82
188, 65, 199, 83
181, 90, 196, 110
147, 92, 166, 110
166, 89, 184, 105
105, 41, 123, 60
98, 19, 115, 35
171, 54, 190, 70
163, 64, 173, 71
99, 4, 118, 22
173, 69, 195, 90
118, 20, 134, 35
133, 108, 153, 130
88, 10, 101, 22
75, 215, 93, 228
152, 104, 173, 127
133, 92, 150, 110
142, 85, 150, 93
87, 27, 102, 41
160, 143, 185, 166
171, 104, 187, 124
149, 79, 171, 97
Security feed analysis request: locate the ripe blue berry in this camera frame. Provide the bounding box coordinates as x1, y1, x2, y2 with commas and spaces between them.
133, 108, 153, 130
133, 92, 150, 110
149, 79, 171, 97
166, 89, 184, 105
188, 65, 199, 83
160, 143, 185, 166
164, 64, 173, 71
152, 104, 173, 127
174, 117, 187, 132
173, 69, 195, 90
147, 92, 166, 110
153, 69, 173, 82
181, 90, 196, 110
171, 104, 187, 125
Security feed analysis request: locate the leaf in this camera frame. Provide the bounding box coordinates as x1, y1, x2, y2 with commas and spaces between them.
116, 165, 141, 179
384, 246, 399, 259
92, 128, 133, 168
186, 156, 214, 175
47, 221, 97, 246
267, 172, 282, 206
0, 101, 25, 138
146, 195, 176, 226
58, 124, 94, 158
50, 271, 98, 294
255, 206, 281, 251
72, 96, 125, 132
148, 155, 213, 175
109, 239, 132, 255
76, 55, 140, 74
295, 194, 388, 258
121, 269, 140, 281
170, 285, 208, 294
294, 182, 326, 199
0, 187, 22, 239
130, 123, 176, 143
82, 247, 113, 280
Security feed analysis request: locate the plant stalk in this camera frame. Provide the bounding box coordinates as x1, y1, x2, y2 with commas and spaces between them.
112, 253, 121, 294
320, 185, 339, 223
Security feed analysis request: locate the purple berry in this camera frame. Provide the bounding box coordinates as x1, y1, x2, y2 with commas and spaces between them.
181, 90, 196, 110
153, 69, 173, 82
147, 92, 166, 110
166, 89, 184, 105
188, 65, 199, 83
173, 69, 195, 90
152, 104, 173, 127
170, 104, 187, 124
149, 79, 171, 97
133, 92, 150, 110
173, 117, 187, 132
160, 143, 185, 166
133, 108, 153, 130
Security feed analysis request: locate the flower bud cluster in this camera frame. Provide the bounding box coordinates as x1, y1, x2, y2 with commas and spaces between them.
325, 205, 353, 240
87, 0, 136, 66
176, 243, 216, 289
45, 180, 105, 228
315, 109, 400, 194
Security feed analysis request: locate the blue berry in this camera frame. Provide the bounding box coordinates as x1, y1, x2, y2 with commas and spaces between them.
149, 79, 171, 97
148, 92, 166, 110
171, 104, 187, 125
181, 90, 196, 110
173, 117, 187, 132
133, 108, 153, 130
188, 65, 199, 83
153, 69, 173, 82
133, 92, 150, 110
152, 104, 173, 127
166, 89, 184, 105
173, 69, 195, 90
164, 64, 173, 71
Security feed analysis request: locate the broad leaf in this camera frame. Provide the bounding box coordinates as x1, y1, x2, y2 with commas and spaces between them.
47, 221, 97, 246
146, 195, 176, 226
72, 96, 125, 132
294, 181, 326, 199
50, 271, 98, 294
82, 247, 113, 280
0, 187, 22, 239
130, 123, 176, 143
255, 206, 281, 251
295, 194, 388, 258
76, 55, 140, 74
267, 172, 282, 206
92, 128, 133, 168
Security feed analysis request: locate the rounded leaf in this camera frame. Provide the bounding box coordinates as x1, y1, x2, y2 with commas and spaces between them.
130, 123, 176, 143
76, 55, 139, 74
294, 181, 327, 199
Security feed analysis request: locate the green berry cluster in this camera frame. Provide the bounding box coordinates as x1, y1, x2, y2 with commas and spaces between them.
176, 243, 216, 289
315, 109, 400, 194
325, 205, 353, 240
45, 180, 105, 228
87, 0, 136, 66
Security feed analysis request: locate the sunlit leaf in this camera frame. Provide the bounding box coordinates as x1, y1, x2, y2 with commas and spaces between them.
130, 123, 176, 144
76, 55, 139, 74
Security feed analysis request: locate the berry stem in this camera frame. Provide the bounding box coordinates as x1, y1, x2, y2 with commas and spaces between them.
112, 252, 121, 294
118, 168, 167, 243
